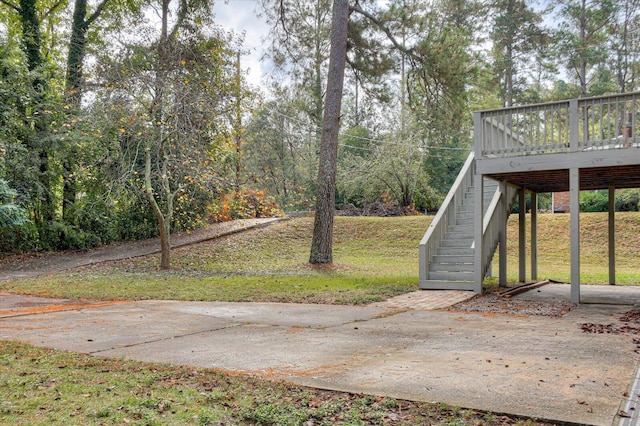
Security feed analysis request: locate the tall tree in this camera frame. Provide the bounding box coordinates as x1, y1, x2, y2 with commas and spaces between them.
96, 0, 238, 269
62, 0, 111, 223
309, 0, 350, 264
261, 0, 333, 143
65, 0, 109, 106
490, 0, 547, 106
0, 0, 66, 239
555, 0, 616, 96
609, 0, 640, 92
307, 0, 476, 263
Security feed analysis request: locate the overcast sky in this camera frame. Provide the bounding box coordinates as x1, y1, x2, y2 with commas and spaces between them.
212, 1, 272, 88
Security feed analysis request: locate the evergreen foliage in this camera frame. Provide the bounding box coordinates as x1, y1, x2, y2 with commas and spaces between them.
0, 0, 638, 258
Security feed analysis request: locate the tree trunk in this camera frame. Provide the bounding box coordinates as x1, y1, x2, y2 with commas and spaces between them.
66, 0, 88, 106
145, 149, 171, 269
19, 0, 43, 74
19, 0, 55, 231
309, 0, 350, 264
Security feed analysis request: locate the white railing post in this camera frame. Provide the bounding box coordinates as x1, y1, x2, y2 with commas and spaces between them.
474, 111, 483, 158
498, 181, 507, 287
570, 99, 579, 152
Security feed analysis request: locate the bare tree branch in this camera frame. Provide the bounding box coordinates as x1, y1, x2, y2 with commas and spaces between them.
43, 0, 65, 17
86, 0, 109, 27
349, 3, 420, 63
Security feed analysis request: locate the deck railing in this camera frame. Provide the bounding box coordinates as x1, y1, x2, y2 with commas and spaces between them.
475, 91, 640, 158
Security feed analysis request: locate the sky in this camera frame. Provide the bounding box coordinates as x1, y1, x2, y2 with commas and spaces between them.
212, 1, 272, 88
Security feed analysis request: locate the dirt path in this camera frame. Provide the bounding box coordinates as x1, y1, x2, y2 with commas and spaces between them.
0, 218, 282, 281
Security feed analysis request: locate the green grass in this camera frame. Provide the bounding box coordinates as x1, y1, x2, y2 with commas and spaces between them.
4, 213, 640, 303
3, 216, 428, 303
498, 212, 640, 284
0, 340, 546, 425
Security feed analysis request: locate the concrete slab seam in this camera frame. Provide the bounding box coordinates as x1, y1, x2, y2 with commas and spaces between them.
88, 323, 243, 355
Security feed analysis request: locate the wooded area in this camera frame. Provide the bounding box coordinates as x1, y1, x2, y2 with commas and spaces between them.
0, 0, 638, 266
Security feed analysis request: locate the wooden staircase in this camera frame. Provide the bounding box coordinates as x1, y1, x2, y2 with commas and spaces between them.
420, 177, 499, 290
420, 154, 515, 291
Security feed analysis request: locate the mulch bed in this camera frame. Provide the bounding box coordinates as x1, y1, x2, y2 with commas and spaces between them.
449, 294, 576, 317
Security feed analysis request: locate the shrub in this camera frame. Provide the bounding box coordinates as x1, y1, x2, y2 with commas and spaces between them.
211, 189, 282, 222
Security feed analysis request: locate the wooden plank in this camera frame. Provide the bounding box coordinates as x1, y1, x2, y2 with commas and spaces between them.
498, 279, 550, 298
476, 147, 640, 176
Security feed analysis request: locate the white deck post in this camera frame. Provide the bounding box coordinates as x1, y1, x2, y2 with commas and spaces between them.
531, 192, 538, 281
570, 168, 580, 304
499, 181, 507, 287
518, 188, 526, 283
474, 174, 484, 293
609, 186, 616, 285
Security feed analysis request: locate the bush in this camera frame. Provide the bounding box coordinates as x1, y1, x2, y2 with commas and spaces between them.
0, 179, 27, 228
211, 189, 282, 222
616, 189, 640, 212
580, 190, 609, 212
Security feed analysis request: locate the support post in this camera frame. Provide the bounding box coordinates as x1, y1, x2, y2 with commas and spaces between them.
570, 168, 580, 304
569, 100, 579, 152
609, 186, 616, 285
473, 174, 484, 293
499, 181, 507, 288
518, 188, 526, 283
531, 192, 538, 281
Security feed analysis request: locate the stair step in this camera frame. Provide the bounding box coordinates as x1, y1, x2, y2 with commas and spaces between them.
436, 247, 474, 256
429, 262, 474, 272
441, 239, 473, 248
448, 224, 473, 233
456, 212, 475, 223
419, 280, 476, 291
432, 254, 474, 263
428, 271, 474, 281
444, 232, 472, 240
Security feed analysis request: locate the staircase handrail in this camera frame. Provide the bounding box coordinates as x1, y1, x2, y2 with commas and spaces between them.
483, 117, 527, 147
419, 151, 475, 281
480, 183, 517, 278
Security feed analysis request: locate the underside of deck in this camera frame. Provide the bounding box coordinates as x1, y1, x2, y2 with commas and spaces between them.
484, 165, 640, 192
473, 92, 640, 303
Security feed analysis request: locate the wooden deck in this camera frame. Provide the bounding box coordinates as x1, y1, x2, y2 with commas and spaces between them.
473, 91, 640, 303
474, 92, 640, 192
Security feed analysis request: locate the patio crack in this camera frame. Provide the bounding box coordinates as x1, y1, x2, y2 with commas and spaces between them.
88, 322, 244, 355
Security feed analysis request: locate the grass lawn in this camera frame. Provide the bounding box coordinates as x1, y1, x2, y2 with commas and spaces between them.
3, 213, 640, 303
2, 216, 428, 303
499, 212, 640, 284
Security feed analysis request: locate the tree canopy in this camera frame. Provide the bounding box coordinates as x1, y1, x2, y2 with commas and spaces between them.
0, 0, 638, 264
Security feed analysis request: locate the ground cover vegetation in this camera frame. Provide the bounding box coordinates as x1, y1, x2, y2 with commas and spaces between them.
0, 340, 554, 426
4, 214, 640, 303
0, 0, 638, 267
